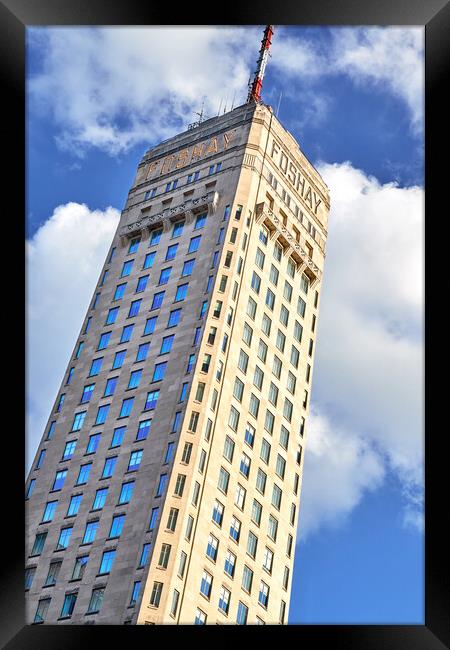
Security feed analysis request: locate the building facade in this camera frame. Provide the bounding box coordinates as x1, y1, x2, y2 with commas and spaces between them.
25, 101, 330, 625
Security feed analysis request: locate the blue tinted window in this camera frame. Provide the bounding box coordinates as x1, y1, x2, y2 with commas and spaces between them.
182, 259, 195, 276
95, 404, 110, 425
86, 433, 101, 454
81, 383, 95, 403
167, 309, 181, 327
171, 411, 181, 432
172, 221, 184, 237
128, 237, 140, 254
158, 267, 172, 285
109, 514, 125, 538
83, 521, 99, 544
151, 291, 165, 310
148, 507, 159, 530
128, 369, 142, 389
200, 301, 208, 318
128, 300, 141, 318
67, 494, 82, 516
26, 478, 36, 499
56, 393, 65, 412
120, 324, 134, 342
186, 354, 196, 373
42, 500, 58, 522
150, 229, 162, 246
93, 488, 108, 510
128, 450, 143, 471
71, 411, 86, 431
152, 362, 167, 382
120, 397, 134, 418
98, 332, 111, 350
76, 463, 92, 485
136, 419, 151, 441
62, 440, 77, 460
60, 594, 77, 618
36, 449, 46, 469
102, 457, 117, 478
188, 236, 201, 253
99, 549, 116, 574
136, 342, 150, 361
113, 350, 126, 368
194, 213, 207, 230
175, 284, 188, 302
89, 357, 103, 376
106, 307, 119, 324
100, 269, 109, 286
206, 275, 214, 292
114, 283, 127, 300
145, 390, 159, 411
143, 251, 156, 269
144, 316, 157, 335
179, 382, 189, 402
136, 275, 149, 292
119, 481, 134, 504
56, 527, 73, 550
139, 543, 151, 567
165, 244, 178, 261
164, 442, 175, 464
104, 376, 118, 397
211, 250, 219, 268
121, 260, 134, 277
46, 421, 56, 439
66, 367, 74, 384
111, 426, 126, 447
160, 335, 174, 354
155, 474, 167, 497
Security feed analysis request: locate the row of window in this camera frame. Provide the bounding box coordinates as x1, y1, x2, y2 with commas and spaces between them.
141, 162, 222, 203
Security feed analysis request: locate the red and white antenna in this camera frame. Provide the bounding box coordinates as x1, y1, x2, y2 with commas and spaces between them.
247, 25, 274, 104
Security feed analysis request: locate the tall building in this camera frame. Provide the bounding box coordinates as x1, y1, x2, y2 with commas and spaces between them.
25, 96, 330, 625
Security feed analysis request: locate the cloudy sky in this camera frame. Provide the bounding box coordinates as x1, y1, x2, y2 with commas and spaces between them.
26, 26, 424, 624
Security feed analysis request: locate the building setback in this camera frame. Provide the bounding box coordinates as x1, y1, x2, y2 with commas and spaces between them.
25, 101, 330, 625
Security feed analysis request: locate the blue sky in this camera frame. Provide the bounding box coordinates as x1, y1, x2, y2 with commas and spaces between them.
26, 26, 424, 624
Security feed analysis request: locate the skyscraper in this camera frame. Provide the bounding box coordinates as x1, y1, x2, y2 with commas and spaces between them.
25, 97, 330, 625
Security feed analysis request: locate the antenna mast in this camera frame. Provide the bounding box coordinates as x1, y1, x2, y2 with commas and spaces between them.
247, 25, 274, 104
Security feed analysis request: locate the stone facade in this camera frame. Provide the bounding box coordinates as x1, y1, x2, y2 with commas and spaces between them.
25, 102, 330, 625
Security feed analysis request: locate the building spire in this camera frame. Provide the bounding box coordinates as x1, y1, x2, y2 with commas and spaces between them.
247, 25, 274, 104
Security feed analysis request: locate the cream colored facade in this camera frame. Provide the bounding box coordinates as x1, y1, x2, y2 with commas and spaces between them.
25, 102, 329, 626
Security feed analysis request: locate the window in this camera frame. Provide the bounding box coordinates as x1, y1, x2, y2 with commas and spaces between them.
165, 243, 178, 261
114, 283, 126, 301
251, 499, 262, 526
148, 507, 159, 531
119, 397, 134, 418
218, 586, 231, 614
240, 453, 251, 478
143, 251, 156, 269
264, 409, 275, 435
174, 474, 186, 497
121, 259, 134, 277
155, 473, 168, 497
71, 411, 86, 431
152, 361, 167, 382
178, 551, 187, 578
30, 532, 47, 556
287, 371, 297, 394
44, 561, 62, 587
66, 367, 74, 385
113, 350, 126, 369
128, 237, 140, 254
280, 425, 290, 450
284, 397, 293, 422
223, 435, 235, 463
235, 484, 246, 509
34, 598, 51, 624
244, 423, 255, 448
257, 339, 268, 363
238, 349, 249, 374
172, 220, 184, 237
265, 288, 275, 311
188, 235, 201, 253
263, 547, 274, 573
158, 267, 172, 286
86, 433, 101, 454
256, 468, 267, 495
80, 383, 95, 405
175, 283, 188, 302
251, 271, 261, 294
67, 494, 82, 517
128, 300, 141, 318
158, 543, 171, 568
144, 315, 157, 336
218, 467, 230, 494
181, 442, 192, 464
130, 581, 141, 607
82, 520, 99, 545
36, 449, 46, 469
119, 481, 135, 505
229, 516, 241, 542
150, 228, 162, 246
233, 377, 244, 402
151, 291, 165, 310
290, 345, 300, 368
104, 376, 118, 397
127, 369, 142, 390
74, 342, 84, 359
46, 421, 56, 440
268, 515, 278, 542
236, 601, 248, 625
102, 456, 117, 478
128, 450, 143, 472
280, 304, 289, 327
56, 526, 73, 550
145, 389, 159, 410
109, 514, 125, 538
300, 416, 305, 436
228, 405, 240, 432
52, 469, 67, 491
95, 404, 109, 425
139, 543, 151, 567
268, 381, 279, 406
249, 393, 260, 419
260, 438, 271, 464
62, 440, 77, 460
284, 280, 293, 303
200, 571, 212, 599
297, 296, 306, 318
136, 275, 149, 293
242, 565, 253, 593
212, 500, 224, 526
165, 179, 178, 192
194, 212, 207, 229
99, 549, 116, 575
247, 296, 257, 320
272, 484, 282, 510
42, 500, 58, 522
106, 306, 119, 325
87, 588, 104, 614
26, 479, 36, 499
242, 322, 253, 347
92, 487, 108, 510
76, 463, 92, 485
187, 170, 200, 184
301, 273, 309, 294
206, 534, 219, 561
259, 581, 269, 608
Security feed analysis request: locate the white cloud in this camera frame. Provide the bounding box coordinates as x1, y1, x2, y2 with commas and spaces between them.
271, 26, 423, 134
298, 162, 424, 538
28, 26, 423, 156
26, 202, 120, 470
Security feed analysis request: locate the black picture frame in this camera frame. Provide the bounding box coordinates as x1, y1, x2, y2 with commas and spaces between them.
1, 0, 447, 647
